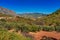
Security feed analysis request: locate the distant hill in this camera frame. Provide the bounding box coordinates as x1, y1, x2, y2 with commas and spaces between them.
0, 7, 16, 16
18, 13, 47, 18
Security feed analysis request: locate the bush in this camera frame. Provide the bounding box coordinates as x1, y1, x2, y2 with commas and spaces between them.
55, 26, 60, 32
20, 25, 29, 32
42, 26, 55, 31
30, 25, 39, 32
0, 19, 6, 22
20, 24, 42, 32
0, 29, 31, 40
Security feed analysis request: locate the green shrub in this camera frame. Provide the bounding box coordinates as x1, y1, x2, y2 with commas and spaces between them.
21, 26, 29, 32
0, 29, 31, 40
55, 26, 60, 32
0, 19, 6, 22
30, 25, 39, 32
42, 26, 55, 31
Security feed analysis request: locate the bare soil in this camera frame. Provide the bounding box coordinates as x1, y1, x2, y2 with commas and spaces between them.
29, 31, 60, 40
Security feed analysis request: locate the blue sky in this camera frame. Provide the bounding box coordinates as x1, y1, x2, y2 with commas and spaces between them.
0, 0, 60, 14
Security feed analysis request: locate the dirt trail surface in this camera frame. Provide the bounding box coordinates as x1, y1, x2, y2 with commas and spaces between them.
29, 31, 60, 40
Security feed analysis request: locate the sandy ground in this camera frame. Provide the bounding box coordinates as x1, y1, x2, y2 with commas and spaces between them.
29, 31, 60, 40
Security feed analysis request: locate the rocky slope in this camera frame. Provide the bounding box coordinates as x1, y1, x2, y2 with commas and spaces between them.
0, 7, 16, 16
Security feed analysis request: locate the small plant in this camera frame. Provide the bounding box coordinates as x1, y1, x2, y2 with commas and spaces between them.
55, 26, 60, 32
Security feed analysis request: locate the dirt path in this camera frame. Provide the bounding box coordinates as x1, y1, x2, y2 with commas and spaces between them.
29, 31, 60, 40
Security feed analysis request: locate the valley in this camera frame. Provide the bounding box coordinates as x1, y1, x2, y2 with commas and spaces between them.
0, 7, 60, 40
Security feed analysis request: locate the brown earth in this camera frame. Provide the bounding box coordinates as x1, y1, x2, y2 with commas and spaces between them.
29, 31, 60, 40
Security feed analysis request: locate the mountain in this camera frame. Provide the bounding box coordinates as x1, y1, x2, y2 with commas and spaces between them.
35, 9, 60, 26
18, 13, 47, 18
0, 7, 16, 16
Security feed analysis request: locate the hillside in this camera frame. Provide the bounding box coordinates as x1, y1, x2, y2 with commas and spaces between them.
0, 7, 16, 16
35, 9, 60, 26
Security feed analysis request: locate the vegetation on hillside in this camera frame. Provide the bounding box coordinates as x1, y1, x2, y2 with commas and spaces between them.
0, 19, 60, 33
35, 9, 60, 26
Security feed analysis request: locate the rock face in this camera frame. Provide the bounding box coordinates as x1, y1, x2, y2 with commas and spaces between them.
0, 7, 16, 16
